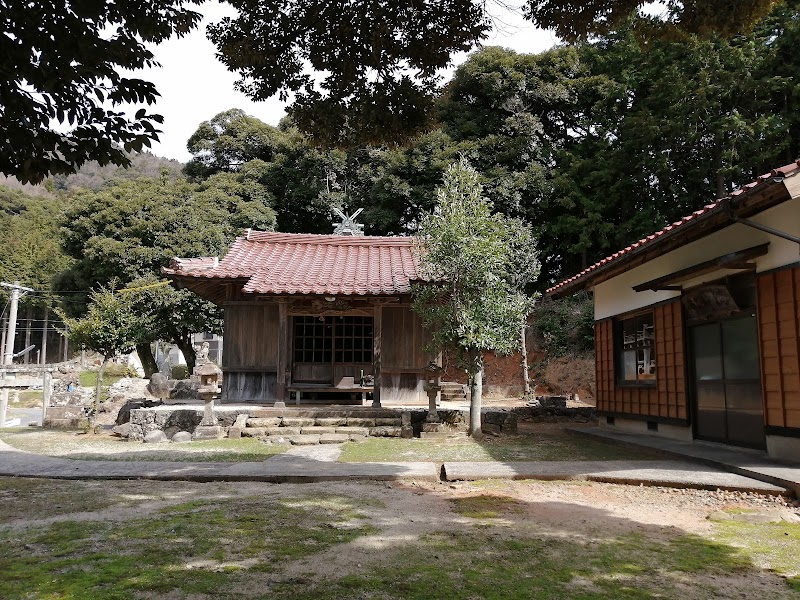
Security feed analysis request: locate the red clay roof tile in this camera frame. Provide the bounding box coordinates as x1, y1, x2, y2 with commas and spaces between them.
164, 232, 422, 296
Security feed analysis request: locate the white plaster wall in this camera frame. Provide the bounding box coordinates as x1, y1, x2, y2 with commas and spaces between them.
594, 197, 800, 320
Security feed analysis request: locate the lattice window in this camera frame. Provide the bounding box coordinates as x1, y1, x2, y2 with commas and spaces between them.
293, 316, 373, 363
294, 316, 332, 363
617, 312, 656, 384
334, 316, 373, 363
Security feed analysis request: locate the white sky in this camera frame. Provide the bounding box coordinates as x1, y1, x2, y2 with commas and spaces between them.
141, 3, 558, 162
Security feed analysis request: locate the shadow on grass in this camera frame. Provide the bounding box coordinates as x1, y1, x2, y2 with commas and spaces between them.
0, 476, 795, 600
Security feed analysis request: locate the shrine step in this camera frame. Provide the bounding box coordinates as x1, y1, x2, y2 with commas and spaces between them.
440, 382, 467, 402
240, 424, 401, 441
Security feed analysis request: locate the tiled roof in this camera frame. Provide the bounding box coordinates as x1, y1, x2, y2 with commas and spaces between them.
164, 231, 422, 296
546, 161, 800, 297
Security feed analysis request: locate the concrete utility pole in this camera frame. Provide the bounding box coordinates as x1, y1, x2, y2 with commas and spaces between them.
0, 282, 33, 428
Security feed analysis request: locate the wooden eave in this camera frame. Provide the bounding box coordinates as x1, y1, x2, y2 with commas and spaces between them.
632, 243, 769, 292
547, 179, 791, 299
167, 274, 248, 306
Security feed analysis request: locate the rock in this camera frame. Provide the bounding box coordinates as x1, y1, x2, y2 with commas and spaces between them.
228, 427, 243, 439
483, 423, 502, 436
171, 431, 192, 443
116, 399, 162, 425
401, 412, 412, 426
319, 433, 350, 444
144, 430, 169, 444
169, 379, 200, 401
111, 423, 131, 438
192, 425, 224, 440
401, 425, 414, 439
146, 373, 172, 400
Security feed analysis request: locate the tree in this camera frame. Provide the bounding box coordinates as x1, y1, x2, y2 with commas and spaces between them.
58, 173, 275, 373
1, 0, 202, 184
412, 158, 539, 436
60, 286, 149, 432
207, 0, 490, 146
524, 0, 783, 41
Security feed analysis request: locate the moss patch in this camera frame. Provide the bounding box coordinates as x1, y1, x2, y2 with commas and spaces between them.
339, 431, 645, 463
711, 510, 800, 589
0, 493, 376, 600
450, 494, 525, 519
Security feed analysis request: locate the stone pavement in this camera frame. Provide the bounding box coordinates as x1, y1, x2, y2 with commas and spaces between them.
0, 438, 792, 494
568, 426, 800, 496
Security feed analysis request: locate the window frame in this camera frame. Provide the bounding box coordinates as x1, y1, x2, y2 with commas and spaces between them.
615, 310, 657, 387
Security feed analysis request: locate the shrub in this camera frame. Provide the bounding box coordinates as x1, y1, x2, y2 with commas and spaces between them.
171, 365, 190, 380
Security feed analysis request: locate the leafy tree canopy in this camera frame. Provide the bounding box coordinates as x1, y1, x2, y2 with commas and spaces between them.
1, 0, 202, 184
524, 0, 783, 41
208, 0, 490, 146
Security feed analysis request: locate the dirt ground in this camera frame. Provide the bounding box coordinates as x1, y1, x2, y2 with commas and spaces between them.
1, 476, 797, 599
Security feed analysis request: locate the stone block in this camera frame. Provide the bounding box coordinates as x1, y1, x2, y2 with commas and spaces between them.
420, 431, 456, 439
349, 433, 368, 441
241, 427, 266, 437
301, 426, 337, 435
265, 427, 301, 436
248, 417, 280, 428
288, 434, 320, 445
400, 425, 414, 439
421, 422, 445, 433
233, 413, 249, 428
369, 426, 402, 438
482, 423, 502, 436
375, 418, 402, 426
228, 427, 243, 439
282, 417, 316, 427
347, 418, 376, 427
315, 417, 347, 427
192, 425, 224, 440
319, 433, 350, 444
44, 418, 84, 429
401, 412, 412, 426
336, 427, 370, 436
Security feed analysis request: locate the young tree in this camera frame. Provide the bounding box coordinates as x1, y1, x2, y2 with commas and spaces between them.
60, 287, 149, 432
412, 158, 540, 436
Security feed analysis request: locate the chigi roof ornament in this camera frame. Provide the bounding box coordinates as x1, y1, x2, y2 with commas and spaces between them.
332, 208, 365, 236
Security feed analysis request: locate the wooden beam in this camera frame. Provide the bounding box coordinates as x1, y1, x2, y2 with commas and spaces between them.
372, 304, 382, 407
277, 301, 288, 403
632, 243, 769, 292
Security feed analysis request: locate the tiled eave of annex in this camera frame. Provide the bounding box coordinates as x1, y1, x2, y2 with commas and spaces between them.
546, 162, 800, 299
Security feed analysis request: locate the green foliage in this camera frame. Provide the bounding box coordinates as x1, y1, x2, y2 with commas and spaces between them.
208, 0, 490, 147
412, 158, 540, 368
60, 287, 149, 361
171, 364, 189, 380
1, 0, 202, 184
524, 0, 783, 41
531, 293, 595, 358
0, 189, 71, 305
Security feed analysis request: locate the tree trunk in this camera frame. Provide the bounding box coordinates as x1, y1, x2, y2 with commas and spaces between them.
520, 325, 530, 396
91, 357, 109, 434
174, 335, 196, 374
467, 350, 483, 437
136, 342, 158, 378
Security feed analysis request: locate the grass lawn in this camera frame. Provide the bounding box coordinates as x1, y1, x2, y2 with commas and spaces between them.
338, 428, 648, 463
0, 429, 289, 462
0, 478, 796, 599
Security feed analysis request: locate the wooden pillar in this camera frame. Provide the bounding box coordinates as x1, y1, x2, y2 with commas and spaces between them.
62, 334, 68, 362
40, 309, 48, 365
276, 301, 288, 404
42, 371, 52, 425
372, 304, 382, 407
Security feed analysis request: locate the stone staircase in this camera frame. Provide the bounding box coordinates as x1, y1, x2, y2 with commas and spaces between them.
230, 408, 406, 445
440, 382, 467, 403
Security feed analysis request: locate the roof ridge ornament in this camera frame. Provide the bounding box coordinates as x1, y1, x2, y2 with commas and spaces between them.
332, 208, 365, 236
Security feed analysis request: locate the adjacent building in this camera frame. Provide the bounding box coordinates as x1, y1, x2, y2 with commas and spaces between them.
547, 162, 800, 460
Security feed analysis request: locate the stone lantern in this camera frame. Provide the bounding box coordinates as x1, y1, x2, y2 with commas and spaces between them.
422, 362, 444, 425
192, 362, 223, 440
